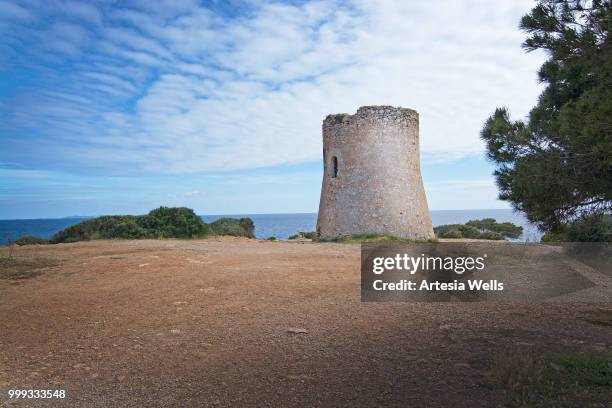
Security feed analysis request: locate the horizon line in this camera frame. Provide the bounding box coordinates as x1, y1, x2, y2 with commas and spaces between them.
0, 208, 517, 222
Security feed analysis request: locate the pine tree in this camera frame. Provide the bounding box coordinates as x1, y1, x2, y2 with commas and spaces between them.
481, 0, 611, 233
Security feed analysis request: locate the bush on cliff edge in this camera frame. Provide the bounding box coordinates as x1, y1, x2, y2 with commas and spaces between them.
208, 218, 254, 238
434, 218, 523, 240
50, 207, 256, 243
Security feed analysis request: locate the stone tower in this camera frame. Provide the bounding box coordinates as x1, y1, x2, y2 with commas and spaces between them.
316, 106, 434, 240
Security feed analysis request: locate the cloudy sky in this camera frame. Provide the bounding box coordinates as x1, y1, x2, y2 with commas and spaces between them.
0, 0, 545, 219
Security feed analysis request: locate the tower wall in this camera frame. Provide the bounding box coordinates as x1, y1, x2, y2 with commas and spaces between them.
316, 106, 434, 240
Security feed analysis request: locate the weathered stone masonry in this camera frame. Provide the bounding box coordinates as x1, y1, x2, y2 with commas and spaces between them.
316, 106, 434, 240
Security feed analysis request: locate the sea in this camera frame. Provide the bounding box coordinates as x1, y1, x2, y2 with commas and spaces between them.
0, 209, 542, 245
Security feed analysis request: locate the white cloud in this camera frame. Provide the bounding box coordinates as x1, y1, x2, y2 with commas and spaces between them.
2, 0, 546, 175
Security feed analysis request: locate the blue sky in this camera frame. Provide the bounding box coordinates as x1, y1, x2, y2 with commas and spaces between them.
0, 0, 546, 219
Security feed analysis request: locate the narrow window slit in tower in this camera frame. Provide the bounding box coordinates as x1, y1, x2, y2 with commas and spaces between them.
332, 156, 338, 178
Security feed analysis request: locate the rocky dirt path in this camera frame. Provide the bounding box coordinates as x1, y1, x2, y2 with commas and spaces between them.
0, 238, 610, 407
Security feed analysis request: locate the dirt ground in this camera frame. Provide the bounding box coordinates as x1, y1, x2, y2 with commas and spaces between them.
0, 238, 610, 407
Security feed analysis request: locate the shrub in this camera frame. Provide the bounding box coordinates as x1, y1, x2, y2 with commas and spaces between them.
434, 219, 516, 240
50, 208, 254, 244
238, 218, 255, 237
458, 225, 483, 239
14, 236, 49, 246
288, 231, 316, 240
51, 207, 213, 243
434, 224, 462, 238
51, 215, 138, 243
438, 229, 463, 239
566, 214, 611, 242
541, 230, 567, 243
147, 207, 210, 238
478, 231, 504, 240
209, 217, 255, 238
135, 215, 162, 231
266, 236, 276, 241
435, 224, 483, 238
466, 218, 523, 239
540, 214, 611, 242
109, 221, 148, 239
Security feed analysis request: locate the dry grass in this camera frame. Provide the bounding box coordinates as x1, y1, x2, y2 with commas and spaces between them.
490, 347, 612, 407
0, 256, 59, 279
321, 233, 438, 243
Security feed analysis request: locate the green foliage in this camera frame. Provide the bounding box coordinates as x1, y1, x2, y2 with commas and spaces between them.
146, 207, 210, 238
457, 225, 488, 239
51, 215, 139, 243
567, 213, 612, 242
135, 215, 162, 231
540, 230, 567, 242
478, 231, 505, 240
266, 236, 277, 241
437, 228, 463, 239
329, 113, 349, 124
51, 207, 212, 243
238, 218, 255, 237
554, 352, 612, 386
481, 1, 612, 234
109, 221, 148, 239
542, 213, 612, 242
466, 218, 524, 239
321, 234, 437, 244
491, 348, 612, 407
208, 218, 255, 238
14, 236, 49, 246
434, 219, 514, 240
288, 231, 316, 239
